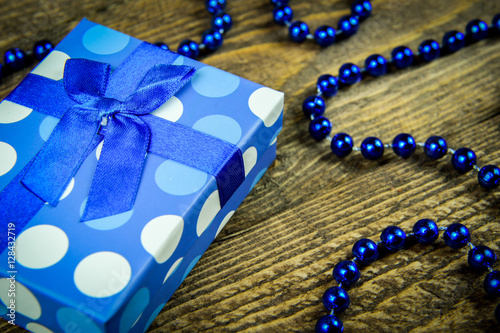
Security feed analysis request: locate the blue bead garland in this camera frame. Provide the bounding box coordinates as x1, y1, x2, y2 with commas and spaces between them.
154, 1, 232, 59
270, 0, 372, 46
316, 218, 500, 332
302, 14, 500, 191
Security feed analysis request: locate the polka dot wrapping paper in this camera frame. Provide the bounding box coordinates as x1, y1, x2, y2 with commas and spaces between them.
0, 19, 283, 333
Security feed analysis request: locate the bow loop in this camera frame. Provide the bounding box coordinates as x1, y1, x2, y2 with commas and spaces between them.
123, 64, 196, 115
64, 59, 111, 104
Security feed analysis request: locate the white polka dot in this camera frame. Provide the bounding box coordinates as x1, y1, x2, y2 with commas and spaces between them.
39, 115, 59, 141
248, 87, 284, 127
216, 211, 235, 237
31, 51, 71, 81
57, 307, 102, 333
119, 287, 150, 333
191, 66, 240, 98
196, 190, 221, 236
141, 215, 184, 264
163, 257, 183, 283
155, 160, 207, 196
59, 178, 75, 201
243, 146, 257, 177
151, 96, 183, 122
0, 142, 17, 176
0, 100, 32, 124
15, 225, 69, 269
26, 323, 54, 333
0, 279, 41, 320
95, 141, 103, 160
74, 252, 131, 298
172, 55, 184, 66
270, 137, 277, 146
82, 25, 130, 55
192, 115, 242, 144
80, 198, 134, 230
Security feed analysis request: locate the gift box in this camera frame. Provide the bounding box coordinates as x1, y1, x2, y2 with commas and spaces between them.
0, 19, 283, 333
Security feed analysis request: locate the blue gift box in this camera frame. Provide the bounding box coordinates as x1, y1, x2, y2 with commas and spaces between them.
0, 19, 283, 333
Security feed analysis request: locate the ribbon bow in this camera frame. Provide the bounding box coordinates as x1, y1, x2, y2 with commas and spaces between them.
21, 59, 195, 221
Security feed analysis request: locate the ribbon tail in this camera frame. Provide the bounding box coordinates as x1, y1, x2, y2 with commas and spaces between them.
82, 114, 150, 221
21, 108, 101, 205
0, 158, 46, 254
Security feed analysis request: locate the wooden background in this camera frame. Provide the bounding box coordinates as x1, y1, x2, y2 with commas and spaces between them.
1, 0, 500, 332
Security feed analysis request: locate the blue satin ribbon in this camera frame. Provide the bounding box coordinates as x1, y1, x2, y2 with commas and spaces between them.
0, 42, 245, 252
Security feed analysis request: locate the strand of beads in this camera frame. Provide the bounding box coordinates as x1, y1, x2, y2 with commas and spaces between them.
328, 132, 499, 189
303, 14, 500, 189
0, 40, 54, 82
154, 0, 232, 59
271, 0, 372, 46
316, 219, 500, 333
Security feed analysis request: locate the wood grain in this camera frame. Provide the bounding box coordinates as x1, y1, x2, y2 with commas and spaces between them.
1, 0, 500, 332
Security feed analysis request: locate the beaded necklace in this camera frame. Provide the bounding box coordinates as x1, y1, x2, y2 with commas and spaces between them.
303, 14, 500, 190
270, 0, 372, 46
316, 219, 500, 333
0, 0, 232, 82
306, 14, 500, 333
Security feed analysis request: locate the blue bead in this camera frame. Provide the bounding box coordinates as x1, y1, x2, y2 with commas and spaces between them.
4, 48, 27, 72
338, 15, 359, 37
317, 75, 339, 97
391, 46, 414, 69
451, 148, 476, 173
484, 271, 500, 297
465, 19, 489, 43
289, 21, 309, 42
364, 54, 387, 77
424, 136, 447, 159
316, 315, 344, 333
392, 133, 416, 158
493, 14, 500, 35
351, 0, 372, 21
468, 245, 497, 271
303, 96, 326, 118
442, 31, 465, 53
309, 116, 332, 141
154, 42, 169, 51
212, 13, 233, 33
413, 219, 439, 245
443, 223, 470, 249
273, 5, 293, 26
331, 133, 354, 158
478, 165, 500, 190
33, 40, 53, 61
360, 137, 384, 160
202, 28, 223, 51
270, 0, 289, 6
418, 39, 440, 62
380, 226, 406, 252
339, 63, 362, 85
352, 238, 379, 264
206, 0, 226, 14
315, 26, 336, 47
322, 286, 350, 313
333, 260, 360, 287
178, 40, 200, 59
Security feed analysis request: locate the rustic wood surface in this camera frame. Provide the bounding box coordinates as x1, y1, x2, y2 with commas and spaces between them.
1, 0, 500, 332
